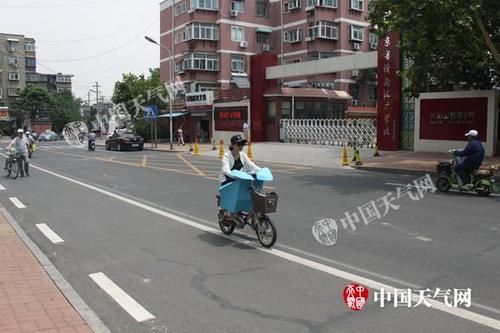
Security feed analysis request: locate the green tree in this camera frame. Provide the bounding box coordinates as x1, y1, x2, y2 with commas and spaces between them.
49, 91, 82, 132
369, 0, 500, 96
112, 68, 167, 122
16, 84, 53, 129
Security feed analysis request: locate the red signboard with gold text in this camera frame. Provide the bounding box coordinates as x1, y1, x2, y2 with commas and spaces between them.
420, 98, 487, 141
377, 32, 401, 150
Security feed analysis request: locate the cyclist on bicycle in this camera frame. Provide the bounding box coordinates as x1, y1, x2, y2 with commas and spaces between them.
7, 129, 30, 177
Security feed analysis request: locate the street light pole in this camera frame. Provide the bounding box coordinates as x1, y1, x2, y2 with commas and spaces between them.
145, 36, 174, 150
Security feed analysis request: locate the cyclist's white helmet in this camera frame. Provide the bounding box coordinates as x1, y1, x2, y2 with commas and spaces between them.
17, 129, 24, 133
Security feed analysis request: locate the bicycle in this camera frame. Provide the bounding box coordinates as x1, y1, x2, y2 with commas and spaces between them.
5, 148, 22, 179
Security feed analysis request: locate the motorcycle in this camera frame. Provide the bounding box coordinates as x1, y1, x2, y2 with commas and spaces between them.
88, 138, 96, 151
435, 150, 497, 196
27, 142, 37, 159
218, 168, 278, 248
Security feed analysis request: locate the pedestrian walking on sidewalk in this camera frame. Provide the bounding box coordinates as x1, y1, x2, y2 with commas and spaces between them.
177, 127, 185, 146
243, 122, 249, 140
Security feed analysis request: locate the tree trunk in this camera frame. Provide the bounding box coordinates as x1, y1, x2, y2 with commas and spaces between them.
475, 14, 500, 68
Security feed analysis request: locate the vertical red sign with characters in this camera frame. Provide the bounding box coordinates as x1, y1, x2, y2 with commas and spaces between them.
377, 32, 401, 150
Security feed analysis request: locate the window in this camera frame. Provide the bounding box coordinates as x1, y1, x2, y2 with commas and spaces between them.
308, 52, 335, 60
287, 0, 301, 10
369, 85, 377, 100
369, 33, 378, 49
321, 0, 337, 7
285, 29, 302, 43
284, 58, 301, 64
26, 73, 39, 82
308, 21, 338, 40
231, 26, 245, 42
231, 0, 244, 13
25, 57, 36, 67
183, 53, 219, 71
190, 23, 219, 40
8, 88, 21, 96
281, 100, 292, 119
190, 0, 218, 10
175, 2, 187, 15
231, 55, 245, 72
256, 1, 269, 17
350, 0, 363, 11
350, 84, 359, 99
7, 41, 18, 52
256, 32, 269, 44
57, 87, 71, 93
267, 101, 276, 123
57, 76, 71, 83
307, 0, 318, 7
24, 43, 36, 52
350, 25, 364, 41
175, 62, 183, 73
9, 72, 19, 81
8, 57, 18, 66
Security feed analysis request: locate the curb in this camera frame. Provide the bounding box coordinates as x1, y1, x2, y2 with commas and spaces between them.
0, 206, 111, 333
353, 165, 437, 176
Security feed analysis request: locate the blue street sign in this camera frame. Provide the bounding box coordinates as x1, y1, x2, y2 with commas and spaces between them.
144, 105, 158, 120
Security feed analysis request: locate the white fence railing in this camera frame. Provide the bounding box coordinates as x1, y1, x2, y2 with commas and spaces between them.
280, 119, 377, 147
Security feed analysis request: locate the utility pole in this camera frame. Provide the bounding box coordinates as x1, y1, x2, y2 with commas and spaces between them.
87, 91, 91, 124
93, 82, 101, 131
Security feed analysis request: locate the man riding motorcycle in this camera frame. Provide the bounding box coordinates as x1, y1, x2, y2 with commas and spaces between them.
452, 129, 484, 186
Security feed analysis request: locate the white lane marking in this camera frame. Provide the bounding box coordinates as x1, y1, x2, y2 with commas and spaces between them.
36, 223, 64, 244
0, 184, 5, 190
380, 222, 433, 242
89, 272, 155, 322
9, 197, 26, 209
25, 163, 500, 331
385, 182, 500, 197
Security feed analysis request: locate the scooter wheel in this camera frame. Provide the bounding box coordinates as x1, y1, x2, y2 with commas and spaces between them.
436, 176, 451, 192
256, 216, 277, 248
218, 210, 235, 235
477, 185, 492, 197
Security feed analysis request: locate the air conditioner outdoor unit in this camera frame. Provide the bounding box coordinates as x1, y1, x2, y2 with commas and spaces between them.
239, 41, 248, 48
230, 10, 238, 17
262, 44, 270, 51
370, 43, 377, 50
351, 99, 359, 106
353, 42, 361, 50
305, 37, 313, 42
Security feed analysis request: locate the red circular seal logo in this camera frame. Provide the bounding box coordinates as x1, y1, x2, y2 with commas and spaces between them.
343, 284, 369, 311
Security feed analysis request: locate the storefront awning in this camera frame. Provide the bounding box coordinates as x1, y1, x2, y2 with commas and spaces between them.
232, 75, 250, 88
157, 112, 190, 118
256, 27, 273, 33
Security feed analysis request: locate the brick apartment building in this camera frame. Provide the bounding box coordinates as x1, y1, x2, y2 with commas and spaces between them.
159, 0, 376, 141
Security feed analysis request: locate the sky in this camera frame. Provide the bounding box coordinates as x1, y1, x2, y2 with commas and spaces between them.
0, 0, 161, 103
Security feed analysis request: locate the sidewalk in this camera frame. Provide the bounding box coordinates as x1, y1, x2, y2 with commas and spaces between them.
355, 151, 500, 175
0, 212, 92, 333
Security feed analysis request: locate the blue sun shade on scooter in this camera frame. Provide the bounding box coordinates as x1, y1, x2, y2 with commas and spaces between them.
229, 170, 255, 181
256, 168, 273, 182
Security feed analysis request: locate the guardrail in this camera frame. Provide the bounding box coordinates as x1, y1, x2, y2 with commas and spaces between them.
280, 118, 377, 147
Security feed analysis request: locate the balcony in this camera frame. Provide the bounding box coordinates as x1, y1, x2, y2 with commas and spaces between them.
214, 88, 249, 103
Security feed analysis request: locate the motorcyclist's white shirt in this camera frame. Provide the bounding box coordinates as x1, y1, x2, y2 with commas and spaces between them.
219, 151, 260, 183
